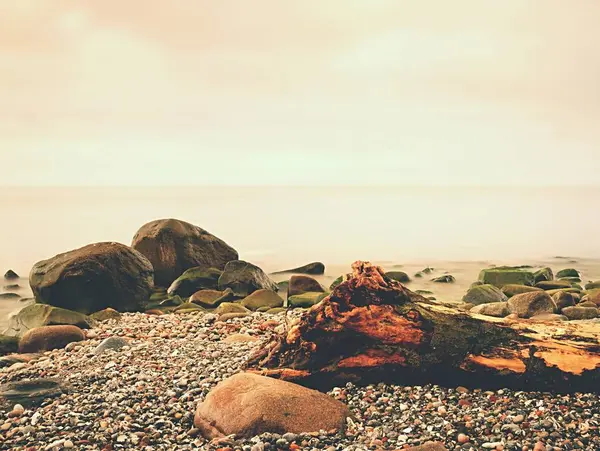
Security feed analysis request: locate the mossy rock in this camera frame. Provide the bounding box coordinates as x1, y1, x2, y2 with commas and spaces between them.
462, 284, 507, 306
190, 288, 236, 309
256, 306, 272, 313
3, 304, 95, 338
329, 274, 350, 291
469, 281, 484, 288
241, 289, 284, 311
159, 295, 184, 307
276, 280, 289, 291
167, 267, 222, 298
414, 272, 423, 278
218, 260, 278, 297
545, 288, 581, 296
385, 271, 410, 283
432, 275, 455, 283
559, 276, 582, 284
149, 289, 168, 304
533, 267, 553, 284
556, 268, 580, 279
266, 307, 286, 314
421, 267, 434, 274
214, 302, 250, 315
535, 280, 572, 290
584, 281, 600, 290
478, 268, 535, 288
89, 308, 122, 322
174, 302, 204, 313
288, 292, 328, 308
0, 336, 19, 355
501, 284, 543, 298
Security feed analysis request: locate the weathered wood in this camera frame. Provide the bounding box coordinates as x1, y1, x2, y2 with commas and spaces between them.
246, 261, 600, 392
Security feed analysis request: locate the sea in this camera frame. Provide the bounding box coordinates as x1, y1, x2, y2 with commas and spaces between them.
1, 185, 599, 330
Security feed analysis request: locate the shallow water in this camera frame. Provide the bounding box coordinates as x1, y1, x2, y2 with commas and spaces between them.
1, 186, 599, 329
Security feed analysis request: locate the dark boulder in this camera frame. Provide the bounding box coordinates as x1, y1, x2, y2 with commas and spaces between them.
385, 271, 410, 283
533, 267, 553, 283
132, 218, 238, 287
218, 260, 278, 297
507, 291, 556, 318
535, 280, 572, 290
272, 262, 325, 275
556, 268, 580, 279
0, 336, 19, 355
30, 242, 154, 314
0, 378, 68, 408
3, 270, 19, 280
167, 267, 222, 298
288, 275, 325, 298
552, 291, 576, 310
432, 275, 455, 283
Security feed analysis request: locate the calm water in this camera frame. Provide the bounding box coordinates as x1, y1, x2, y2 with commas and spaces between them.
1, 186, 599, 329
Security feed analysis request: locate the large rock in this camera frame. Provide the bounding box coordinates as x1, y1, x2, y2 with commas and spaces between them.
385, 271, 410, 283
288, 292, 328, 308
552, 291, 576, 310
533, 267, 553, 283
189, 289, 235, 308
501, 284, 543, 298
18, 325, 85, 353
272, 262, 325, 275
241, 289, 284, 311
479, 268, 535, 288
218, 260, 278, 297
470, 302, 509, 318
167, 267, 222, 298
193, 372, 350, 439
507, 291, 556, 318
581, 289, 600, 306
288, 275, 325, 298
561, 306, 599, 320
585, 281, 600, 290
0, 336, 19, 355
462, 285, 507, 306
556, 268, 580, 279
3, 304, 95, 338
30, 242, 154, 314
132, 219, 238, 287
535, 280, 572, 290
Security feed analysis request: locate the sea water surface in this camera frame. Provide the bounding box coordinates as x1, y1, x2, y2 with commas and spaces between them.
1, 186, 599, 329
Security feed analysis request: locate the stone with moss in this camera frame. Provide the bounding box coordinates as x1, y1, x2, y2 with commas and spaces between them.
329, 274, 350, 291
462, 284, 507, 306
241, 289, 284, 311
89, 308, 122, 322
556, 268, 580, 279
167, 267, 222, 298
478, 267, 535, 288
385, 271, 410, 283
3, 304, 95, 338
431, 275, 455, 283
533, 267, 553, 284
174, 302, 205, 313
585, 281, 600, 290
159, 295, 184, 307
214, 302, 250, 315
0, 335, 19, 355
535, 280, 572, 290
288, 292, 328, 308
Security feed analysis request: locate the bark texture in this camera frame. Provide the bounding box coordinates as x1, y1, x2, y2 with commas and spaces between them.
246, 262, 600, 393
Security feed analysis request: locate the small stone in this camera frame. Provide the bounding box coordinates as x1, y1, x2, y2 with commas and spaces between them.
512, 414, 524, 424
63, 440, 74, 448
458, 433, 469, 444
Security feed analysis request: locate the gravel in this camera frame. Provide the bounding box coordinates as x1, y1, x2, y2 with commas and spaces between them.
1, 310, 599, 450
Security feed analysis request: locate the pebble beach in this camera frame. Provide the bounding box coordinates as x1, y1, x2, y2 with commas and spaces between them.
1, 310, 599, 451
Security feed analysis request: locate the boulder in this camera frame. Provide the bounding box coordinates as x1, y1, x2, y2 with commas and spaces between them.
0, 336, 19, 355
469, 302, 509, 318
501, 284, 543, 298
0, 378, 68, 408
533, 267, 553, 283
288, 292, 328, 308
556, 268, 580, 279
385, 271, 410, 283
545, 288, 581, 297
559, 276, 582, 283
18, 325, 85, 353
190, 289, 235, 308
507, 291, 556, 318
215, 302, 250, 315
30, 242, 154, 314
585, 281, 600, 290
431, 275, 455, 283
552, 291, 576, 310
479, 268, 535, 288
3, 270, 19, 280
218, 312, 249, 322
288, 275, 325, 298
218, 260, 278, 297
193, 372, 350, 439
535, 280, 572, 290
529, 313, 568, 322
94, 337, 130, 355
272, 262, 325, 275
581, 289, 600, 306
3, 304, 95, 338
578, 300, 598, 309
89, 308, 122, 322
241, 289, 284, 311
561, 306, 599, 321
131, 219, 238, 287
167, 267, 222, 298
462, 285, 507, 306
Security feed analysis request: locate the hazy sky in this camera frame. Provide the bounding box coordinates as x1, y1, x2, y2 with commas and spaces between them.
1, 1, 599, 185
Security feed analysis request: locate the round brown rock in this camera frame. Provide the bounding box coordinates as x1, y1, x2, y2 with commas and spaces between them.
29, 242, 154, 314
288, 275, 325, 298
193, 372, 350, 438
18, 325, 85, 354
507, 291, 556, 318
132, 219, 238, 287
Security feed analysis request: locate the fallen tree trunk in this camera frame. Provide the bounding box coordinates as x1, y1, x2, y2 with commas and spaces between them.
246, 261, 600, 393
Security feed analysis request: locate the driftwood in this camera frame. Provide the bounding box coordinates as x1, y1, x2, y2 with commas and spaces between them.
246, 261, 600, 393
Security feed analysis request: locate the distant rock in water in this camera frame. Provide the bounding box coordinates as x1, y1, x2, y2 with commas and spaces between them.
3, 270, 19, 280
131, 218, 238, 287
29, 242, 154, 314
3, 284, 20, 290
218, 260, 278, 297
0, 293, 20, 300
272, 262, 325, 275
431, 275, 455, 283
385, 271, 410, 283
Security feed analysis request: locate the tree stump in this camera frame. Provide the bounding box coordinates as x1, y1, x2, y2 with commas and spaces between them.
246, 261, 600, 393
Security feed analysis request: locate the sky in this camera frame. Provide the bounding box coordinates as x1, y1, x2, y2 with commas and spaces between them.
1, 0, 599, 186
